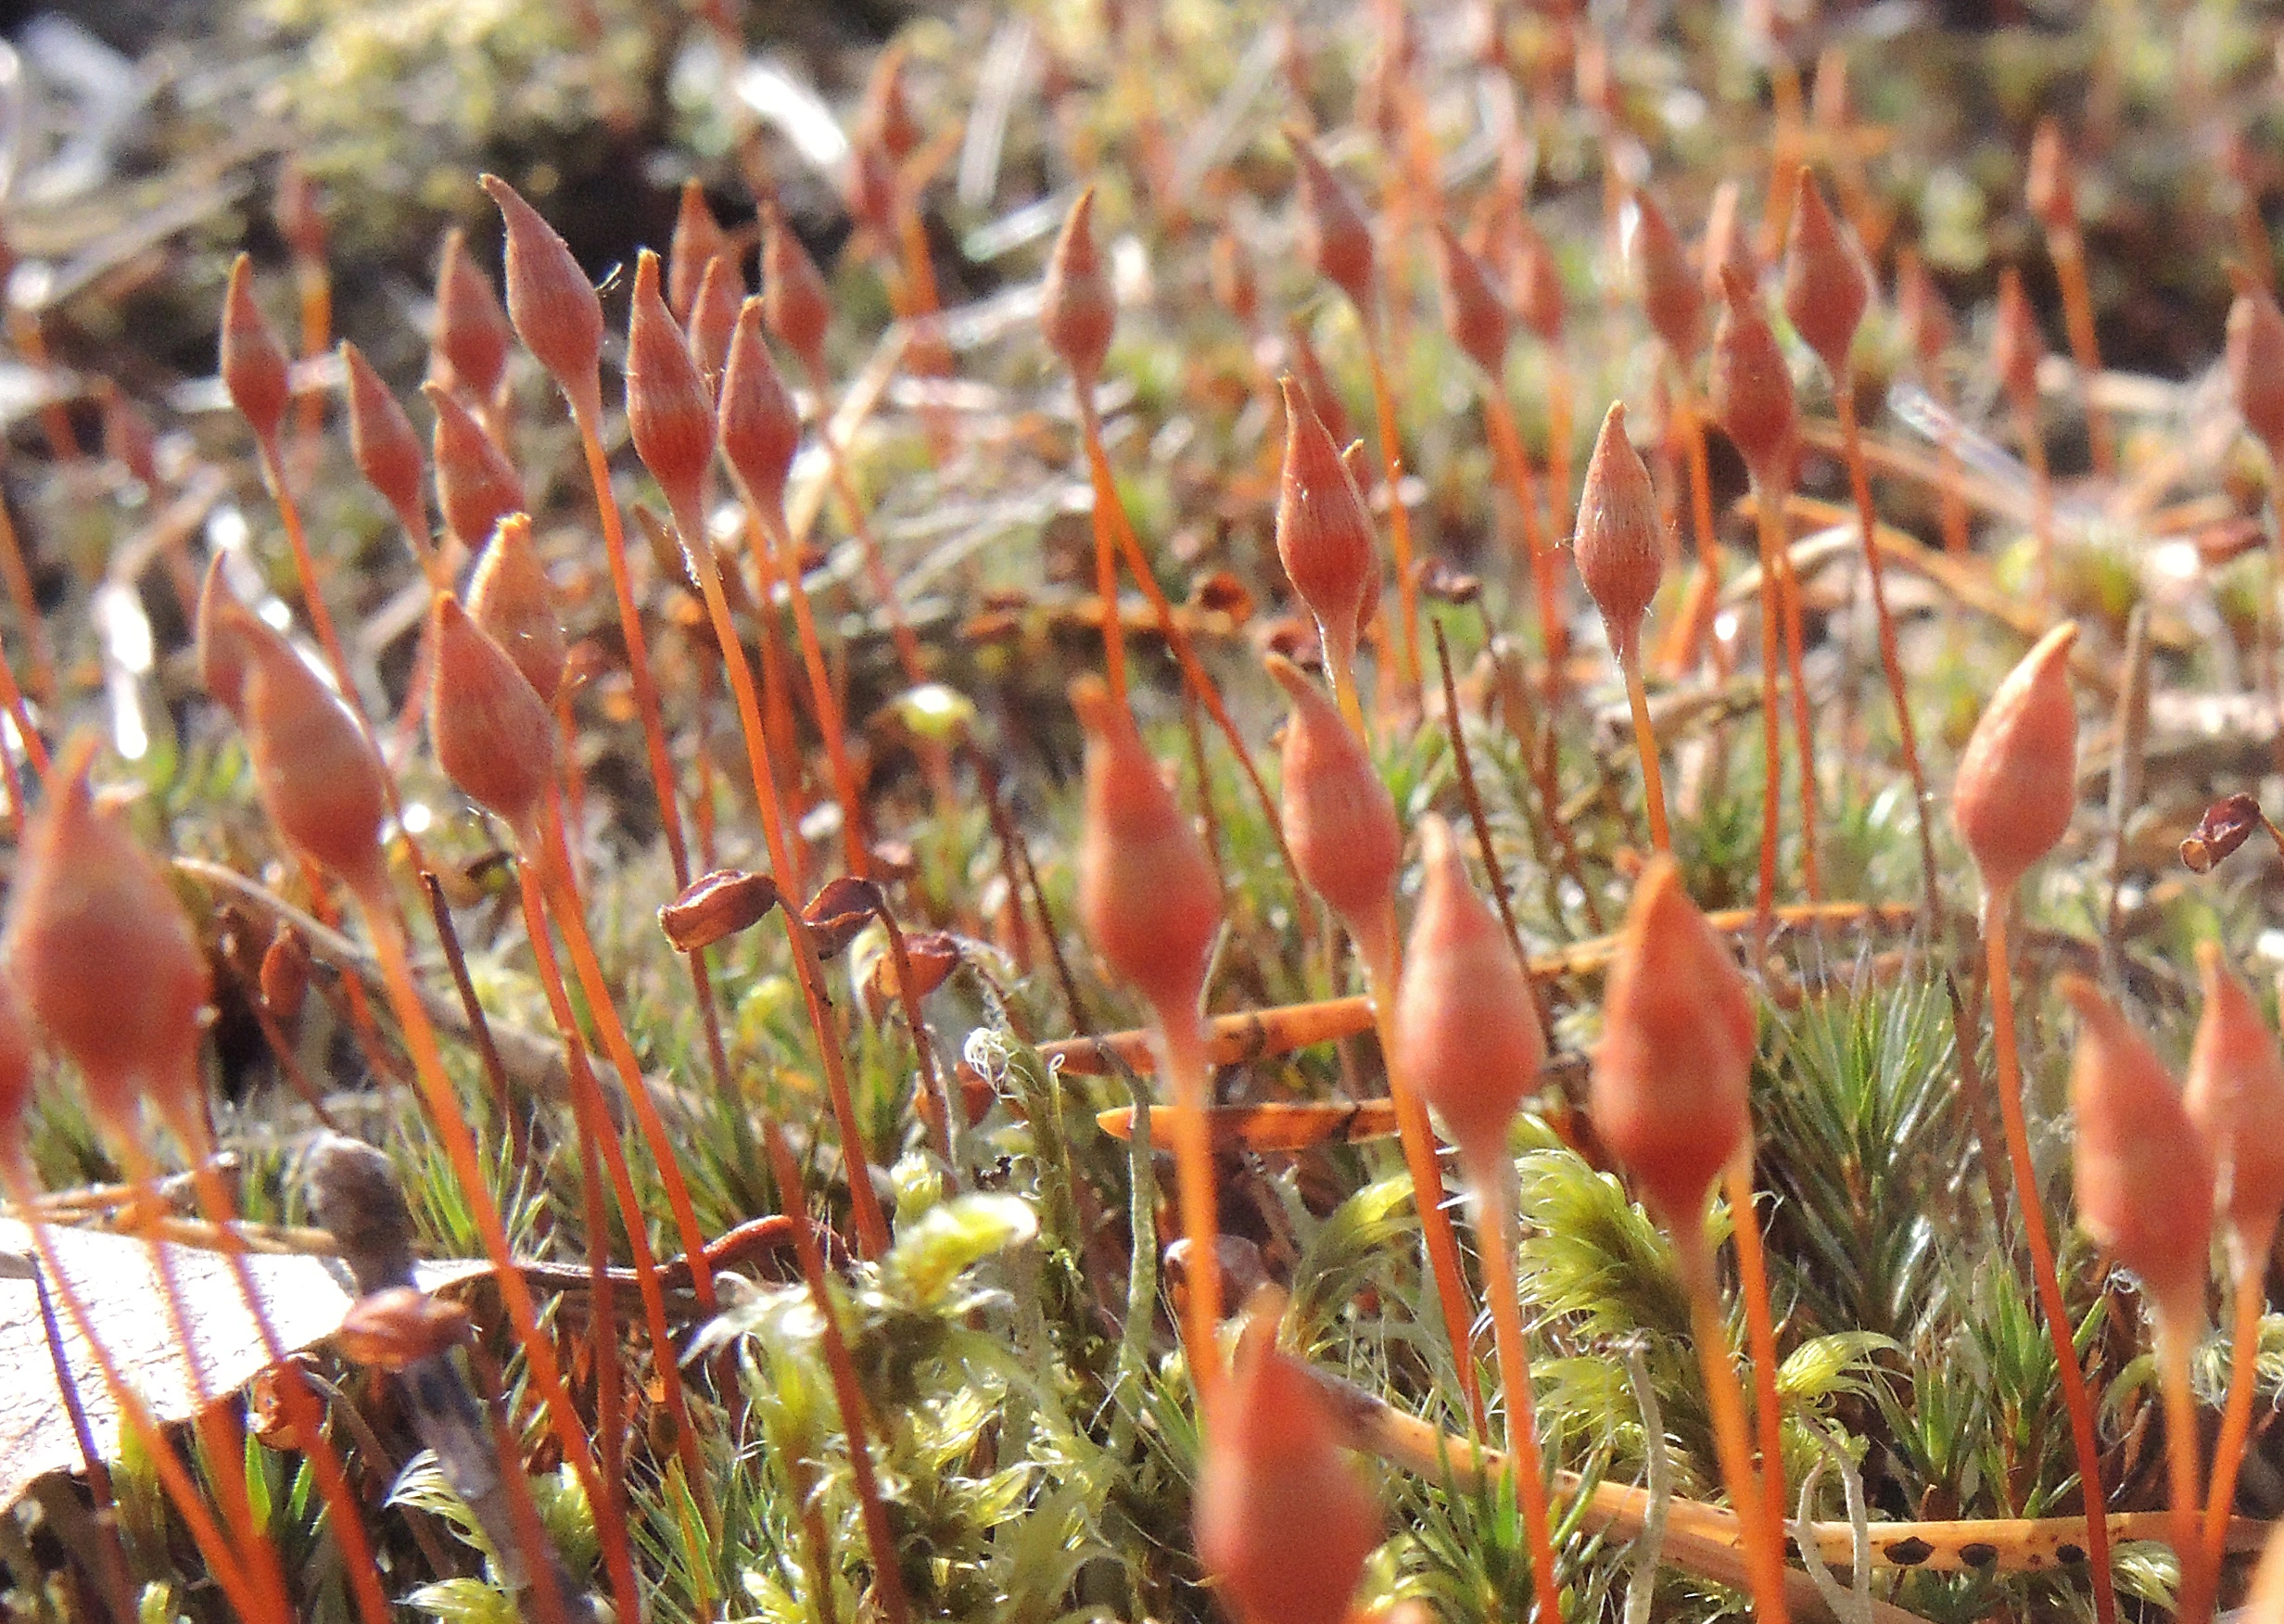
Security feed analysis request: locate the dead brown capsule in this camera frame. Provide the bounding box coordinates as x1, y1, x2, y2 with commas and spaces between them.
660, 869, 783, 952
802, 874, 884, 960
335, 1286, 471, 1373
2181, 792, 2268, 874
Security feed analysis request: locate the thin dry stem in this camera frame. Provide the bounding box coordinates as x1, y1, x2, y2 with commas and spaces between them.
1833, 384, 1942, 920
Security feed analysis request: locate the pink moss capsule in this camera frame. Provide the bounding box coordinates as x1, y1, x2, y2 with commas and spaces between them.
341, 341, 430, 545
466, 513, 566, 703
719, 297, 803, 525
424, 381, 526, 550
1509, 222, 1565, 349
1701, 178, 1758, 308
667, 180, 732, 324
221, 254, 291, 450
1392, 816, 1544, 1170
1264, 654, 1399, 958
481, 173, 604, 425
242, 635, 390, 896
688, 255, 744, 389
860, 44, 921, 166
762, 203, 834, 380
1992, 268, 2044, 412
1896, 250, 1955, 373
1211, 230, 1259, 327
430, 592, 558, 831
1574, 401, 1664, 661
1592, 856, 1757, 1228
1288, 132, 1376, 313
626, 249, 717, 533
1275, 377, 1377, 672
1041, 186, 1116, 385
1285, 320, 1353, 449
1708, 263, 1798, 488
431, 228, 514, 412
2061, 975, 2214, 1329
1952, 622, 2079, 896
1782, 169, 1870, 380
1432, 222, 1511, 378
3, 736, 210, 1131
1631, 188, 1704, 362
2225, 265, 2284, 458
99, 384, 159, 491
1071, 675, 1223, 1028
196, 552, 290, 719
1194, 1322, 1379, 1624
2185, 943, 2284, 1274
2026, 118, 2077, 235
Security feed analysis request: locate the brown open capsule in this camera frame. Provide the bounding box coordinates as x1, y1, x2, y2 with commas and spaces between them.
660, 869, 782, 953
1952, 622, 2079, 897
480, 173, 605, 425
336, 1286, 472, 1374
